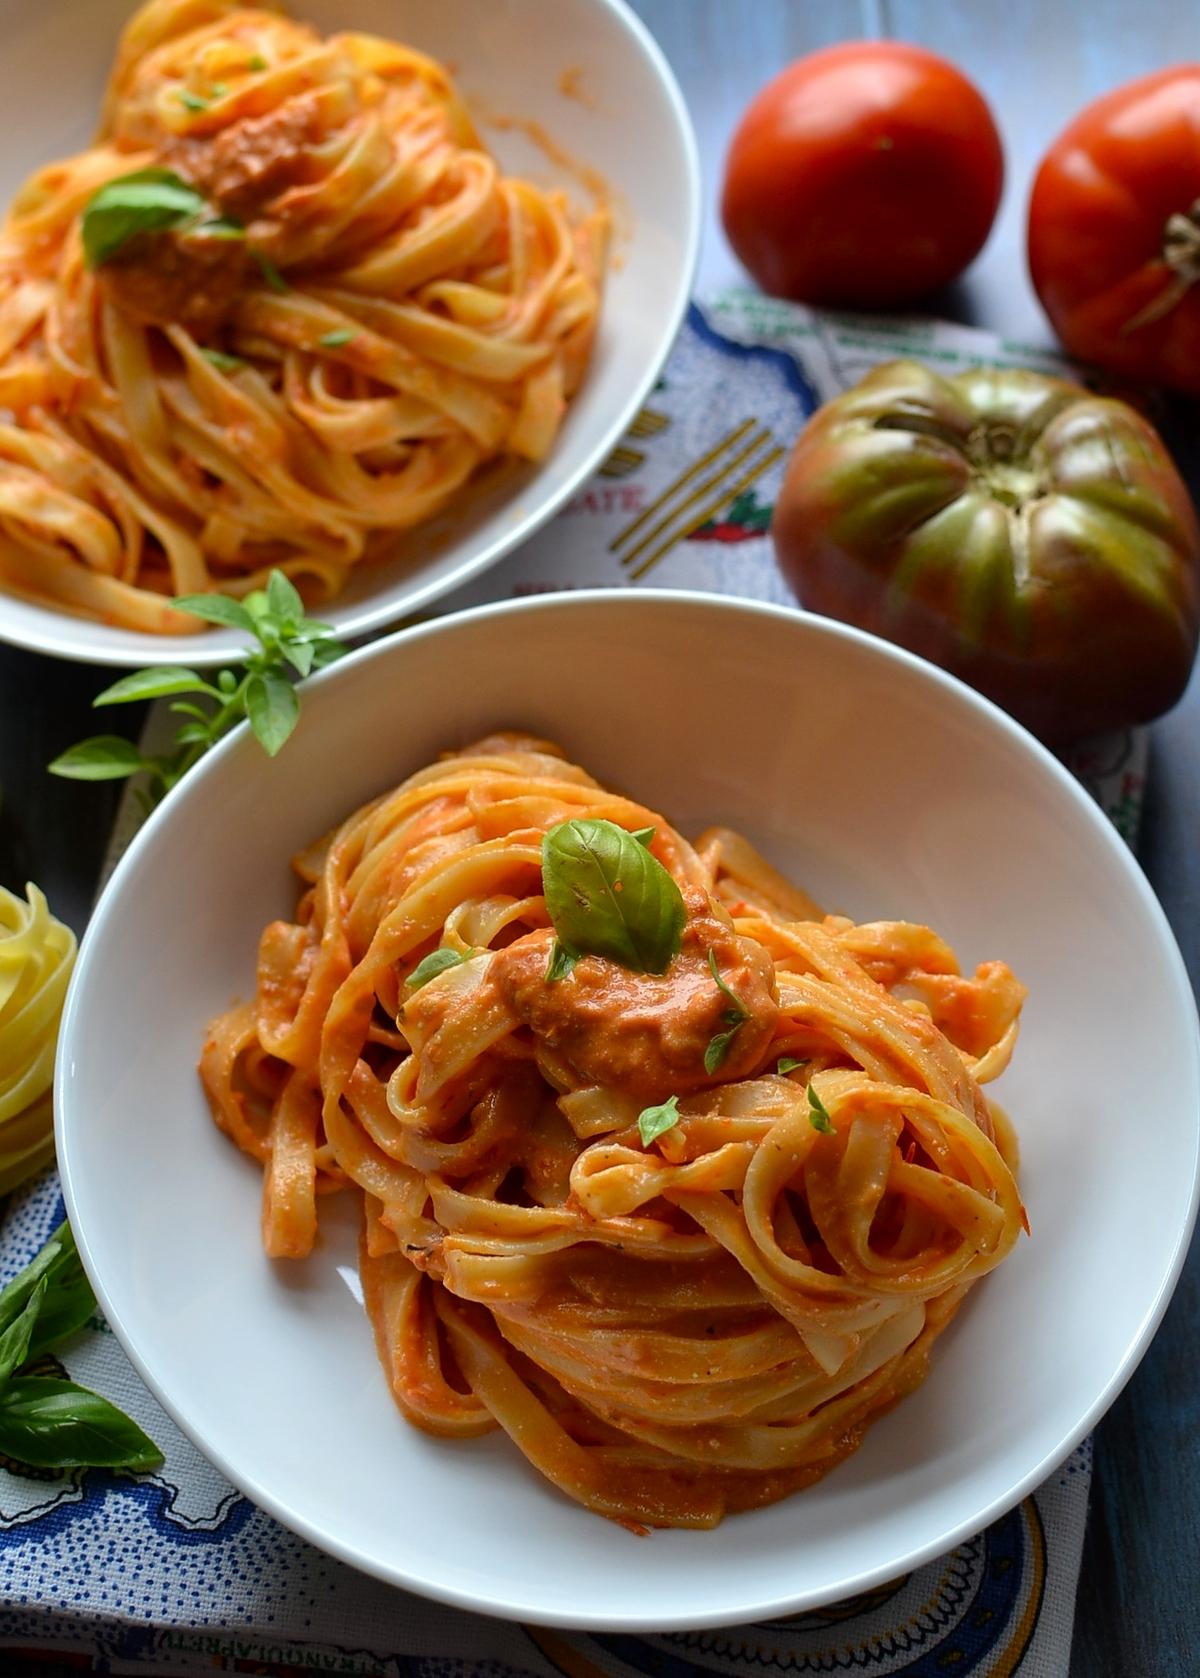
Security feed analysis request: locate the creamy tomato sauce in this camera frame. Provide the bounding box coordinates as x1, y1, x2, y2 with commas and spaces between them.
492, 888, 779, 1101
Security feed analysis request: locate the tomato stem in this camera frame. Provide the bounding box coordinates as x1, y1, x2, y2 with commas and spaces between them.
1122, 198, 1200, 335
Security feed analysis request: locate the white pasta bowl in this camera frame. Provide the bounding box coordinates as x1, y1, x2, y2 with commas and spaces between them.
0, 0, 698, 666
57, 592, 1200, 1628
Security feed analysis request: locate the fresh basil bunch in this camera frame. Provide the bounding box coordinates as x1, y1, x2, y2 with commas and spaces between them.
0, 1221, 162, 1471
48, 571, 345, 808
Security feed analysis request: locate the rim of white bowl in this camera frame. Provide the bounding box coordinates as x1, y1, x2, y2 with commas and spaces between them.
0, 0, 702, 669
56, 589, 1200, 1629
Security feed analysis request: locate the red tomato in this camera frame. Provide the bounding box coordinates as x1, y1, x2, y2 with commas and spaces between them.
1029, 67, 1200, 394
720, 42, 1004, 308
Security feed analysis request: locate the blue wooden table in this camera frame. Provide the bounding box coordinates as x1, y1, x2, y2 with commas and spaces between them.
0, 2, 1196, 1673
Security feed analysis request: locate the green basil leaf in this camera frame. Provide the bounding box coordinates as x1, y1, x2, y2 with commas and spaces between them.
630, 826, 656, 847
545, 939, 577, 983
195, 215, 244, 240
309, 637, 348, 669
0, 1376, 163, 1471
47, 736, 145, 781
0, 1223, 95, 1367
82, 169, 206, 267
254, 251, 289, 293
248, 53, 268, 71
707, 947, 749, 1020
318, 329, 356, 348
202, 348, 244, 371
283, 639, 314, 678
808, 1084, 835, 1135
93, 666, 213, 706
777, 1057, 809, 1075
172, 592, 256, 632
24, 1227, 96, 1360
541, 817, 685, 975
266, 569, 304, 628
406, 947, 473, 990
0, 1232, 63, 1337
0, 1278, 47, 1387
177, 89, 210, 111
637, 1094, 681, 1147
245, 670, 299, 757
704, 1023, 743, 1075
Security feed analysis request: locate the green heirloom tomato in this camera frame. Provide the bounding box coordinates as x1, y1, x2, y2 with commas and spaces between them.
772, 361, 1200, 744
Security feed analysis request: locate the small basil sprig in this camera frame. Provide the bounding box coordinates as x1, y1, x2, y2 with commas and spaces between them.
637, 1094, 681, 1148
0, 1222, 162, 1472
777, 1056, 809, 1075
808, 1083, 835, 1135
405, 947, 475, 990
703, 948, 751, 1074
48, 569, 345, 807
541, 818, 685, 980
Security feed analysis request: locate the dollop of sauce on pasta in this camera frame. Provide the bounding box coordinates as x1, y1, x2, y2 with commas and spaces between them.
493, 887, 779, 1100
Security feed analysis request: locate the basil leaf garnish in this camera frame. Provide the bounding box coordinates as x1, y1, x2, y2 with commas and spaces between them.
0, 1377, 163, 1471
406, 947, 473, 990
81, 168, 207, 267
703, 1024, 742, 1075
630, 826, 656, 847
637, 1094, 681, 1147
808, 1084, 835, 1134
319, 329, 356, 348
541, 818, 685, 975
254, 251, 289, 293
707, 948, 748, 1017
545, 940, 577, 983
195, 216, 245, 241
777, 1056, 809, 1075
703, 948, 751, 1074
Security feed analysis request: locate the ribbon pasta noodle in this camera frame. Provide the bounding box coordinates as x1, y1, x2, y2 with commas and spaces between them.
201, 735, 1027, 1530
0, 0, 605, 633
0, 884, 77, 1194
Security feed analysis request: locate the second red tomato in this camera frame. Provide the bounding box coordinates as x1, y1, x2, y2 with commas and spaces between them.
721, 42, 1004, 308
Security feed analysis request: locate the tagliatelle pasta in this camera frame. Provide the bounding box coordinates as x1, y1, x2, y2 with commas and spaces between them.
0, 0, 605, 633
0, 884, 77, 1193
201, 734, 1028, 1530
